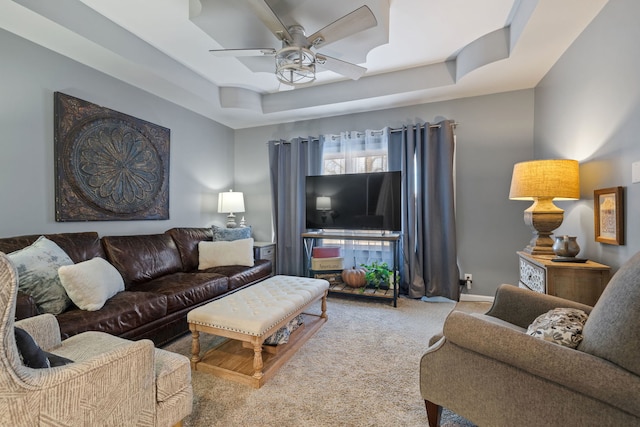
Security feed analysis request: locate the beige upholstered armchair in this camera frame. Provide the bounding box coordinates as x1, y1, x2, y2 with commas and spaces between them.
420, 251, 640, 427
0, 252, 193, 427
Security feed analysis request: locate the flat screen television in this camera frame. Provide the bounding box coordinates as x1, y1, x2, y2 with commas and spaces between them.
305, 171, 402, 232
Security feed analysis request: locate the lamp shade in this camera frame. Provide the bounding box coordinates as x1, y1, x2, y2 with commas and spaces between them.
217, 190, 245, 213
509, 159, 580, 201
316, 196, 332, 211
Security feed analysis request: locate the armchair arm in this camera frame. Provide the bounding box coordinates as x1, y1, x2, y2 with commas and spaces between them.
14, 339, 157, 423
486, 284, 593, 328
443, 311, 640, 417
15, 313, 62, 351
17, 337, 155, 386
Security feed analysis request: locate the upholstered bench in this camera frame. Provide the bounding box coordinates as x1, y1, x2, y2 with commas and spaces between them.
187, 275, 329, 388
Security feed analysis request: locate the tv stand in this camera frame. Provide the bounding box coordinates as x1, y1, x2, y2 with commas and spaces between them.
301, 231, 401, 307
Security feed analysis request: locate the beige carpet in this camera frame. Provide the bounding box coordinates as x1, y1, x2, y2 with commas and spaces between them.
163, 296, 488, 427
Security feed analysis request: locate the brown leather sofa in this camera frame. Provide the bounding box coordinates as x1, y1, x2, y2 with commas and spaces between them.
0, 227, 272, 346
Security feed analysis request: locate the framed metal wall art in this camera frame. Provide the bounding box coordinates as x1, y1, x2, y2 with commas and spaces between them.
594, 186, 624, 245
54, 92, 170, 221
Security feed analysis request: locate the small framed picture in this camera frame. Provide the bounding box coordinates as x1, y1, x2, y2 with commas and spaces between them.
594, 187, 625, 245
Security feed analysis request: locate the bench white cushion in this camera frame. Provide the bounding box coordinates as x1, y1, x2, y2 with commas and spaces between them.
187, 275, 329, 336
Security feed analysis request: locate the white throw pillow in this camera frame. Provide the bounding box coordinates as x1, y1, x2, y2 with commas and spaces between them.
58, 257, 125, 311
198, 238, 254, 269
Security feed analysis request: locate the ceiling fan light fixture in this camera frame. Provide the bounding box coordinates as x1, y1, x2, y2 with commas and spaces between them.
275, 46, 316, 86
311, 36, 325, 47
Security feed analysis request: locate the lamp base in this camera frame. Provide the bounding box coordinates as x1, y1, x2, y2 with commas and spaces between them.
522, 198, 564, 256
226, 213, 237, 228
523, 239, 556, 256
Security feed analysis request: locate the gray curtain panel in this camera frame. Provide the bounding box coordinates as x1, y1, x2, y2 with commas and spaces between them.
268, 138, 323, 276
391, 120, 459, 300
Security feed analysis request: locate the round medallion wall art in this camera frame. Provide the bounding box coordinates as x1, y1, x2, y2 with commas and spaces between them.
54, 92, 170, 221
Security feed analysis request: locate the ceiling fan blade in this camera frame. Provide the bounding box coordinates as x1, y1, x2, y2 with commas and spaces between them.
316, 54, 367, 80
307, 6, 377, 49
246, 0, 293, 44
209, 48, 276, 57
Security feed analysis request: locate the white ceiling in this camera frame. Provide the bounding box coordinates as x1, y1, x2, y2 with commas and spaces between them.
1, 0, 608, 129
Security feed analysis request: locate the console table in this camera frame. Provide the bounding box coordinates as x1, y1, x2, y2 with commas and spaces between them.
517, 251, 610, 306
302, 231, 401, 307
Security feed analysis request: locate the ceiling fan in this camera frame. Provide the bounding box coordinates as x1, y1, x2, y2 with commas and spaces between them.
209, 0, 377, 87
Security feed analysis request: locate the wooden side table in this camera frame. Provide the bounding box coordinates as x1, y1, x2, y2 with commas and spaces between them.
517, 251, 610, 306
254, 242, 276, 275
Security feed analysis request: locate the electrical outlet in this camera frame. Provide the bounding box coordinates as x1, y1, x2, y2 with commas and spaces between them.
464, 273, 473, 290
633, 161, 640, 184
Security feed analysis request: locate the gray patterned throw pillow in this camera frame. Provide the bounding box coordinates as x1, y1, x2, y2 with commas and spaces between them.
211, 225, 252, 241
7, 236, 73, 314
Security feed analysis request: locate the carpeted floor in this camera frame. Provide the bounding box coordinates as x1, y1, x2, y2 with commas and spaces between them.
163, 296, 488, 427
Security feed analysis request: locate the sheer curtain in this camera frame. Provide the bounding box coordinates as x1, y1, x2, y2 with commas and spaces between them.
319, 128, 394, 270
268, 137, 323, 276
320, 129, 389, 174
390, 120, 459, 300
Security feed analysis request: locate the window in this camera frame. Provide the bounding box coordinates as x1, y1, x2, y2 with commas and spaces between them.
321, 130, 388, 175
319, 128, 394, 269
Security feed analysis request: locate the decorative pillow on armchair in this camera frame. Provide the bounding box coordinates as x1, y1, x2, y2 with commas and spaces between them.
211, 225, 252, 241
7, 236, 73, 314
15, 327, 73, 368
526, 308, 589, 348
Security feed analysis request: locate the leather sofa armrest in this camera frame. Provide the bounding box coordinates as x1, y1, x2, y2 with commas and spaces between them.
442, 311, 640, 417
486, 284, 593, 328
15, 291, 38, 320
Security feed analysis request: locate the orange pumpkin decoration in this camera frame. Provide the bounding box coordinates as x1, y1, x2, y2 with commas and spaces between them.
342, 266, 367, 288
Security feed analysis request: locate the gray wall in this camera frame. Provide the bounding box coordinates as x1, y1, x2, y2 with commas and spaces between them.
235, 90, 536, 297
16, 6, 631, 297
0, 29, 235, 238
534, 0, 640, 271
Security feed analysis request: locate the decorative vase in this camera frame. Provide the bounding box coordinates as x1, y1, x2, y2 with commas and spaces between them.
552, 235, 580, 258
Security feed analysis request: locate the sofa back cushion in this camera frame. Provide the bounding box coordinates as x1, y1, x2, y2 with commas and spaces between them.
578, 250, 640, 375
0, 232, 105, 263
165, 227, 213, 272
102, 234, 183, 287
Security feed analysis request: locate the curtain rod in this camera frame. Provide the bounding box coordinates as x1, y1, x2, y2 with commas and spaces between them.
267, 122, 459, 144
390, 122, 459, 133
267, 138, 319, 145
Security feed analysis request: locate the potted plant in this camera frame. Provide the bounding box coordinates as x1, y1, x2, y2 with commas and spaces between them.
361, 261, 393, 290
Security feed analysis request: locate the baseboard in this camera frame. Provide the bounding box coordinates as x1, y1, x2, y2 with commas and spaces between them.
459, 294, 494, 303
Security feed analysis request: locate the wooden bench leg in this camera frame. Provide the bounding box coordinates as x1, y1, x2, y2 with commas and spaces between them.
190, 328, 201, 364
252, 340, 264, 379
425, 400, 442, 427
321, 291, 328, 319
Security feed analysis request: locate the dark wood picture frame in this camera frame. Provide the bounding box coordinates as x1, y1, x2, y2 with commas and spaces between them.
54, 92, 170, 221
594, 186, 624, 245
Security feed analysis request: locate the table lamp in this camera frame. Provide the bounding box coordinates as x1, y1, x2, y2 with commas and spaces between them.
316, 196, 332, 224
509, 159, 579, 255
218, 190, 245, 228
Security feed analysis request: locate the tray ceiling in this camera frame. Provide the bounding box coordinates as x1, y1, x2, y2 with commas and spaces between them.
1, 0, 608, 129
